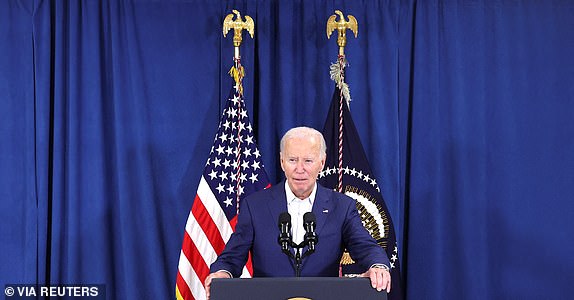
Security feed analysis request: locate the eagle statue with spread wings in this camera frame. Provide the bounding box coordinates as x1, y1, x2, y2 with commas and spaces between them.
223, 10, 254, 47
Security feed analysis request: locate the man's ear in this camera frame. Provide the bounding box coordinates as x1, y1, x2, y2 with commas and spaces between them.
279, 152, 285, 171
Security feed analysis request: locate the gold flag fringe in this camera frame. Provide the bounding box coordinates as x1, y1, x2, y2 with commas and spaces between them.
329, 56, 351, 106
340, 251, 356, 265
228, 62, 245, 95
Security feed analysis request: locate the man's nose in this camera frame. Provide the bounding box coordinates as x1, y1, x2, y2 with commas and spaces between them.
295, 161, 306, 172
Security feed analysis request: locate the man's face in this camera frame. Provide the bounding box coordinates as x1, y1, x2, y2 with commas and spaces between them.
280, 135, 325, 199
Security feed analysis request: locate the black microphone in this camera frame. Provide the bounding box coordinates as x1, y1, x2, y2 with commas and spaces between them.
278, 212, 293, 253
303, 212, 318, 252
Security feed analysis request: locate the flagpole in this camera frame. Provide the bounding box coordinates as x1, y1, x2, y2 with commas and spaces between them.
223, 10, 255, 214
327, 9, 359, 277
327, 10, 358, 192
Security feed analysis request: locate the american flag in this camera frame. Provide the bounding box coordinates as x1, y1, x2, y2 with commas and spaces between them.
175, 76, 270, 300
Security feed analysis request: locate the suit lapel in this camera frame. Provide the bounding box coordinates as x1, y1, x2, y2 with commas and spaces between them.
312, 184, 333, 236
266, 181, 288, 228
266, 182, 295, 259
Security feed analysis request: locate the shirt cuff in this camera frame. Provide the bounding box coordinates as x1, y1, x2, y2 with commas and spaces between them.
214, 270, 233, 278
370, 264, 390, 272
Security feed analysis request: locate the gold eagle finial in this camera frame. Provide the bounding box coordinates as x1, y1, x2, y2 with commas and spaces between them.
326, 10, 358, 56
223, 10, 255, 48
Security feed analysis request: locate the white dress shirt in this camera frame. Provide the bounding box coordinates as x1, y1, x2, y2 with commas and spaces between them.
285, 180, 316, 245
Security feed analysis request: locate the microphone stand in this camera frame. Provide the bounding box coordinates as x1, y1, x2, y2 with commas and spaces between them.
279, 241, 304, 277
292, 240, 316, 277
278, 213, 318, 277
294, 244, 302, 277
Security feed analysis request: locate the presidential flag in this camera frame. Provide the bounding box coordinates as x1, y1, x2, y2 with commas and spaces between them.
175, 61, 270, 300
318, 83, 404, 299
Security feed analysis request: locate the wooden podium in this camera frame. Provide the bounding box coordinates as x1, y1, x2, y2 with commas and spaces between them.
210, 277, 387, 300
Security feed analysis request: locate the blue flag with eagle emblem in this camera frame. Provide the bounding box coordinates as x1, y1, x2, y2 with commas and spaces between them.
318, 87, 404, 300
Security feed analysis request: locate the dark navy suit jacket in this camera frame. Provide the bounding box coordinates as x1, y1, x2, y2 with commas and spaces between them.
210, 181, 390, 277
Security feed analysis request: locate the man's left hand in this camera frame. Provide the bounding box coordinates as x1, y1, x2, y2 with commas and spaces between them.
362, 266, 391, 293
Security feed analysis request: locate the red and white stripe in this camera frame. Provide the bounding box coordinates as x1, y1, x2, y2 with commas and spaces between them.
176, 177, 251, 300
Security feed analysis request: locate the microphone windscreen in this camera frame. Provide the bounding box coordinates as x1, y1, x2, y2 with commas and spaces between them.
279, 212, 291, 226
303, 212, 316, 224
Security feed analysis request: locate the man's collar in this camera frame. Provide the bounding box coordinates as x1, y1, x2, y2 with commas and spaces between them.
284, 180, 317, 205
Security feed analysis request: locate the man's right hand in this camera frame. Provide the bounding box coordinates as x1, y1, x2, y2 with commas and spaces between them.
204, 271, 231, 300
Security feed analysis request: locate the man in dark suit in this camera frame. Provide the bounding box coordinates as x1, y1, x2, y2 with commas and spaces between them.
204, 127, 391, 298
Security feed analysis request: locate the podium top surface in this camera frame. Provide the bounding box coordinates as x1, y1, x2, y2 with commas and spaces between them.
210, 277, 387, 300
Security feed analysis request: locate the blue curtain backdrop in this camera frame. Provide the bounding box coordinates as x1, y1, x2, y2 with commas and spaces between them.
1, 0, 573, 299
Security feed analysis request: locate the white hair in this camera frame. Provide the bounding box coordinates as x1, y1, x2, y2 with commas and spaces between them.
280, 126, 327, 159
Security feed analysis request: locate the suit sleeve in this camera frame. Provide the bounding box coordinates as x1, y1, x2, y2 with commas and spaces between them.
209, 197, 255, 278
341, 195, 390, 271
